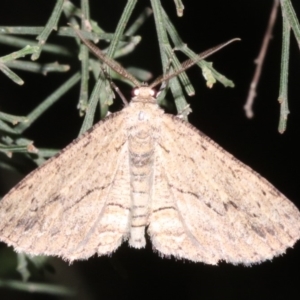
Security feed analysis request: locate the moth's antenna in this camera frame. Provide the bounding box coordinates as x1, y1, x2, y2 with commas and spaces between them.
72, 26, 142, 87
149, 38, 240, 88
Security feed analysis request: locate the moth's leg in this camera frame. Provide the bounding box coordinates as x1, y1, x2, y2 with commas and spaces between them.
155, 52, 175, 100
99, 66, 129, 106
176, 104, 192, 119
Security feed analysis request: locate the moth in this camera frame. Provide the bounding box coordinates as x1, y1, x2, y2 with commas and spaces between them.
0, 31, 299, 265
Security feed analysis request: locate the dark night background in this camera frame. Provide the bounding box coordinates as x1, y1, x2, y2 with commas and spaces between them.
0, 1, 300, 299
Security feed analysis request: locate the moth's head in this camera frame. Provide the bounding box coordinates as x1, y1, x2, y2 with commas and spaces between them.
133, 86, 156, 99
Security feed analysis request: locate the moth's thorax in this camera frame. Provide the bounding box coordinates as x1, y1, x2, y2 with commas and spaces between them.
126, 90, 163, 136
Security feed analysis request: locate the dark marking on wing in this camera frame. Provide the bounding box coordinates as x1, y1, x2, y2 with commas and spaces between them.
228, 201, 238, 209
251, 225, 266, 238
152, 206, 176, 213
265, 227, 276, 236
107, 203, 130, 210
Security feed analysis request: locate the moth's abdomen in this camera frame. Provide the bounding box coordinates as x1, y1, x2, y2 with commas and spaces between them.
128, 125, 155, 248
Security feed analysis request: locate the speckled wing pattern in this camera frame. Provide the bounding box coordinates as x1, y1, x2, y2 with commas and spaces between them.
0, 112, 132, 261
149, 114, 300, 265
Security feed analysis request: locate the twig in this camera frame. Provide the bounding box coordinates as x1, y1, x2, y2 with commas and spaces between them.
244, 0, 280, 118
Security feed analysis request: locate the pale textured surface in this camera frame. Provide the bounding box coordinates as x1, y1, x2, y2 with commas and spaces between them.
0, 87, 300, 264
